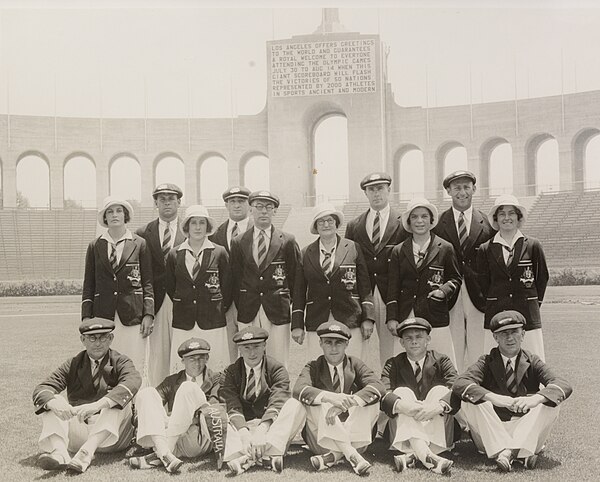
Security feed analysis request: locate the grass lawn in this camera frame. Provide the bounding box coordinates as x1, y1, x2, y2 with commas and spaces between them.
1, 286, 598, 481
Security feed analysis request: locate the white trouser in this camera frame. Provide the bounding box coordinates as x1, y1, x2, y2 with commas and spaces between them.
483, 328, 545, 362
449, 283, 485, 371
408, 309, 457, 369
148, 295, 173, 386
136, 382, 215, 458
225, 304, 240, 362
239, 306, 290, 368
461, 401, 559, 458
370, 286, 403, 372
170, 326, 230, 374
112, 313, 148, 381
38, 395, 133, 454
388, 386, 454, 455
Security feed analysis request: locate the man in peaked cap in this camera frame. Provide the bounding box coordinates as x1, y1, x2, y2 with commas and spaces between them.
345, 172, 409, 371
136, 183, 186, 385
433, 170, 495, 371
129, 337, 223, 473
453, 310, 572, 472
219, 326, 292, 475
210, 186, 253, 362
273, 321, 386, 476
32, 318, 141, 473
230, 190, 301, 368
380, 318, 458, 475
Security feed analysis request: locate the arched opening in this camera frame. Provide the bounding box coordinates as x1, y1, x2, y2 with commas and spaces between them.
16, 153, 50, 208
536, 138, 560, 194
488, 143, 513, 196
198, 155, 228, 206
397, 147, 424, 201
64, 154, 96, 208
155, 154, 185, 203
585, 135, 600, 189
109, 154, 141, 203
243, 155, 270, 193
312, 114, 349, 205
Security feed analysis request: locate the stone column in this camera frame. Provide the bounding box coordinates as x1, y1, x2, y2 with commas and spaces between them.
49, 158, 64, 209
140, 156, 154, 207
557, 137, 575, 191
96, 155, 110, 208
184, 156, 197, 205
2, 155, 17, 207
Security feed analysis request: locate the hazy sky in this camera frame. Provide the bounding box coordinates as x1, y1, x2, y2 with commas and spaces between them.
2, 1, 600, 206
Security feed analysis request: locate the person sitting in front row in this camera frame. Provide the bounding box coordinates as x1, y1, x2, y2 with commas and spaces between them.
453, 310, 572, 472
129, 337, 222, 473
32, 318, 141, 473
380, 317, 457, 475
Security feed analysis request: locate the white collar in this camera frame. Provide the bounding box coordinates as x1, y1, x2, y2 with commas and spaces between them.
407, 354, 427, 370
177, 237, 214, 252
501, 352, 519, 368
452, 205, 473, 220
253, 226, 272, 239
185, 371, 204, 383
244, 360, 263, 375
493, 230, 524, 249
159, 217, 178, 228
369, 203, 390, 217
101, 229, 132, 244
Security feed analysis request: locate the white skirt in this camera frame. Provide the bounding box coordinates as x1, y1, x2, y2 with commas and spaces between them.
111, 313, 149, 385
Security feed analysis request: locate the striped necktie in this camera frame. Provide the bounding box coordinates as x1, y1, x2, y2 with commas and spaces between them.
256, 230, 267, 267
416, 251, 426, 269
192, 251, 202, 280
372, 211, 381, 247
231, 222, 239, 240
332, 366, 341, 393
506, 359, 517, 394
503, 246, 514, 267
321, 249, 332, 277
414, 361, 423, 396
91, 360, 101, 390
162, 222, 171, 259
109, 239, 125, 272
458, 212, 468, 250
246, 368, 256, 402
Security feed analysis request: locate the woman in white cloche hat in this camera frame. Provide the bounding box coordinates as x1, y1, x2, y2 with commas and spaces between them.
476, 194, 549, 360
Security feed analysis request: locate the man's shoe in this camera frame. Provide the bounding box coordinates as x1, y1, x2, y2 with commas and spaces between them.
393, 453, 416, 472
523, 454, 538, 470
495, 449, 514, 472
263, 455, 283, 473
159, 452, 183, 473
228, 454, 253, 476
310, 452, 341, 471
67, 448, 93, 473
38, 451, 70, 470
348, 454, 371, 476
129, 452, 163, 470
425, 454, 453, 475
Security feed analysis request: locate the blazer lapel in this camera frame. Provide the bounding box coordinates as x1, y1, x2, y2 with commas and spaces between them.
401, 239, 417, 271
306, 240, 323, 278
117, 239, 136, 271
331, 237, 350, 277
515, 351, 530, 386
490, 350, 509, 391
356, 211, 374, 255
491, 242, 509, 275
148, 220, 163, 261
318, 357, 334, 391
177, 249, 194, 283
342, 356, 356, 395
419, 234, 440, 272
442, 210, 461, 249
464, 210, 484, 253
399, 356, 418, 392
199, 247, 213, 277
376, 208, 400, 254
78, 356, 94, 393
97, 238, 113, 274
421, 352, 434, 394
261, 227, 282, 272
240, 230, 258, 271
174, 222, 186, 247
511, 237, 527, 271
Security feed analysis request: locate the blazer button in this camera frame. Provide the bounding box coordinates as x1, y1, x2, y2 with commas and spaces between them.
193, 300, 197, 304
260, 276, 264, 281
374, 273, 377, 277
114, 291, 118, 295
193, 285, 196, 289
509, 294, 513, 298
260, 293, 264, 296
413, 295, 417, 299
373, 257, 377, 261
326, 280, 330, 284
113, 276, 117, 281
328, 296, 331, 300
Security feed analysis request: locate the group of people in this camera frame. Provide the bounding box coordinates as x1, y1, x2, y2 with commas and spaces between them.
32, 170, 572, 475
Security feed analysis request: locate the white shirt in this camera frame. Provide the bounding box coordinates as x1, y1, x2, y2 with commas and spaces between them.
412, 238, 431, 265
492, 230, 524, 264
366, 204, 391, 241
227, 217, 250, 248
452, 206, 473, 238
158, 217, 178, 249
178, 238, 215, 278
244, 361, 262, 398
185, 372, 205, 386
252, 226, 272, 262
500, 353, 518, 371
313, 361, 366, 407
407, 355, 427, 374
319, 240, 336, 275
101, 230, 133, 264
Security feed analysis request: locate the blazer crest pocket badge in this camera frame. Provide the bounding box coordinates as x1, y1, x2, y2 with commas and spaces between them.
427, 266, 444, 290
205, 270, 221, 294
272, 262, 286, 287
520, 265, 535, 288
340, 265, 357, 291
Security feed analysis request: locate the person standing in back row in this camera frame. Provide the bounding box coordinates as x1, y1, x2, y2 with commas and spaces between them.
345, 172, 408, 371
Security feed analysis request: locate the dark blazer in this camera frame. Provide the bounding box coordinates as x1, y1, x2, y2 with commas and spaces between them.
165, 243, 232, 331
219, 355, 290, 430
82, 235, 154, 325
33, 349, 141, 414
386, 234, 462, 327
230, 226, 301, 325
433, 208, 495, 311
292, 236, 375, 331
293, 355, 385, 406
210, 218, 254, 254
136, 219, 186, 312
453, 347, 572, 421
344, 207, 409, 302
156, 367, 221, 413
380, 350, 458, 416
476, 236, 549, 330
